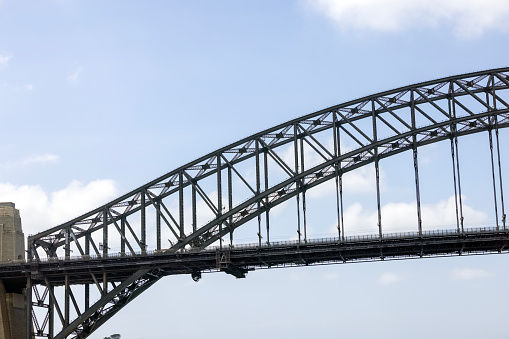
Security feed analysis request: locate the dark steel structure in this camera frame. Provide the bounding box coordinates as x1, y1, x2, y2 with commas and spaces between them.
0, 68, 508, 338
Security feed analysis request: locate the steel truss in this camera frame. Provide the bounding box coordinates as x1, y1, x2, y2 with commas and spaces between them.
22, 68, 509, 338
27, 268, 164, 338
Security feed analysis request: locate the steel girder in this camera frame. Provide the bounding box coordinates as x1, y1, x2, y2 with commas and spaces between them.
27, 268, 164, 338
24, 68, 509, 338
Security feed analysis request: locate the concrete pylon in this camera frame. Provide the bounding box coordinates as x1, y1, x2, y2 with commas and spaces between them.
0, 202, 27, 339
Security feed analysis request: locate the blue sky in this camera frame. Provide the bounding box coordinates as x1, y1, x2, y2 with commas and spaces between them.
1, 1, 509, 338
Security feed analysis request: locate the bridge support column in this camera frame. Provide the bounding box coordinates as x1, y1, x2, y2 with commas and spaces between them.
0, 202, 27, 339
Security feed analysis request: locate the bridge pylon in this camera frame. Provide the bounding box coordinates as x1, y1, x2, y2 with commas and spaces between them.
0, 202, 27, 339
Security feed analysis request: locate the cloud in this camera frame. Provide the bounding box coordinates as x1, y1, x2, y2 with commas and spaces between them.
377, 272, 406, 285
67, 66, 83, 83
0, 180, 118, 236
451, 268, 493, 280
337, 195, 488, 235
20, 153, 59, 166
9, 84, 35, 91
307, 0, 509, 39
0, 54, 11, 67
3, 153, 60, 168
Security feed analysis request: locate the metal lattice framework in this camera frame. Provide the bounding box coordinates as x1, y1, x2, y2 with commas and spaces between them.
25, 68, 509, 338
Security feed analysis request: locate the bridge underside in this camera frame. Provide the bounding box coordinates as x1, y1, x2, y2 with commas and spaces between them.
1, 227, 508, 287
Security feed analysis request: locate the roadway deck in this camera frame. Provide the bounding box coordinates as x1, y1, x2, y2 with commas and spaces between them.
0, 227, 508, 290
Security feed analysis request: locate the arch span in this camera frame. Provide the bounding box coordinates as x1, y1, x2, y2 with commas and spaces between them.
28, 67, 509, 257
22, 68, 509, 338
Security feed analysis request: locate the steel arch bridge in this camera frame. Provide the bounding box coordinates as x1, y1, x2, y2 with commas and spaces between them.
2, 68, 509, 338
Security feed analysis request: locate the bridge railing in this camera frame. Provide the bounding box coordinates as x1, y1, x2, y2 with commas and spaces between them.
1, 226, 505, 267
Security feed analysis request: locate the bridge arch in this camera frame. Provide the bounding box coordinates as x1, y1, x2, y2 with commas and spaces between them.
29, 67, 509, 257
21, 68, 509, 339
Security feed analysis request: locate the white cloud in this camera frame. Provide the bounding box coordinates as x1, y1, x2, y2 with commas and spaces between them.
3, 153, 60, 168
11, 84, 35, 91
0, 180, 118, 236
0, 54, 11, 67
377, 272, 406, 285
67, 66, 83, 83
337, 195, 488, 235
307, 0, 509, 39
451, 268, 493, 280
20, 153, 59, 166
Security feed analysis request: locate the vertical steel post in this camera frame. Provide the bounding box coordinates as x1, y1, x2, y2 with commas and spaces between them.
489, 119, 500, 230
120, 217, 125, 254
256, 139, 262, 247
217, 154, 223, 249
450, 134, 460, 232
336, 118, 345, 241
228, 164, 233, 246
294, 124, 301, 244
64, 275, 70, 327
103, 208, 108, 257
179, 171, 184, 240
85, 234, 90, 311
493, 79, 506, 229
411, 90, 423, 235
455, 136, 464, 231
301, 137, 307, 242
339, 156, 345, 237
487, 83, 500, 230
451, 82, 464, 231
49, 285, 54, 338
84, 283, 90, 312
449, 82, 461, 233
495, 115, 506, 229
372, 100, 382, 239
156, 199, 161, 251
141, 191, 146, 253
192, 183, 197, 234
333, 112, 341, 240
264, 150, 270, 245
65, 227, 70, 259
26, 277, 32, 339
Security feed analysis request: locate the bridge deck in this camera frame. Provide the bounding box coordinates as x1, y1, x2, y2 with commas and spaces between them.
0, 227, 508, 288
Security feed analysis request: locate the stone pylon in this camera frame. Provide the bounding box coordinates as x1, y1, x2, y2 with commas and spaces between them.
0, 202, 25, 262
0, 202, 27, 339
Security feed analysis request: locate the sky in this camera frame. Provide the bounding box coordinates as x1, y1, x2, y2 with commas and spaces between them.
1, 1, 509, 338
